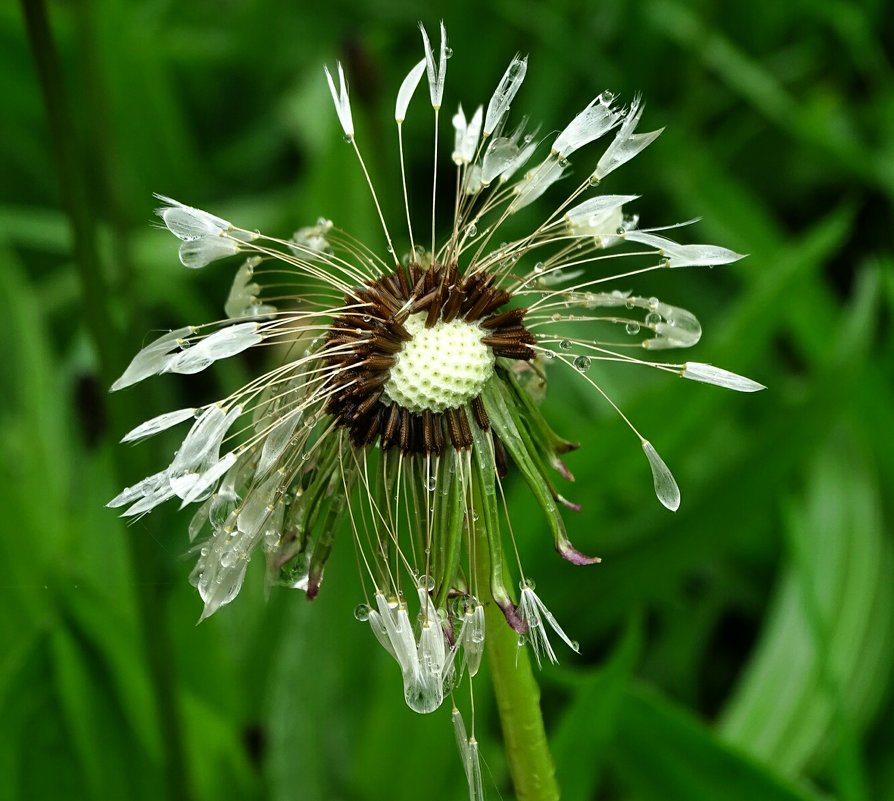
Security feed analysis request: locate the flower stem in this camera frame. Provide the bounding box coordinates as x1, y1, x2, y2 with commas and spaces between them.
476, 550, 561, 801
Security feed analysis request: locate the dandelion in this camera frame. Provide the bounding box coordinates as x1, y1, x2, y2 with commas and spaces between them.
110, 23, 763, 800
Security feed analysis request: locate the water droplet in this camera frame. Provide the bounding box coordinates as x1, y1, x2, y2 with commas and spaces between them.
354, 603, 370, 622
625, 321, 641, 335
559, 339, 572, 351
343, 134, 353, 144
648, 296, 660, 310
588, 174, 600, 186
220, 550, 237, 568
465, 223, 477, 237
445, 46, 454, 58
517, 635, 526, 648
362, 314, 372, 323
646, 312, 661, 326
625, 297, 636, 309
573, 355, 591, 371
571, 640, 580, 651
543, 349, 556, 359
520, 577, 536, 591
425, 476, 437, 491
533, 261, 545, 274
418, 574, 436, 591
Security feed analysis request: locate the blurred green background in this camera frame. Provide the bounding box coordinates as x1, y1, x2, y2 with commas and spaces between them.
3, 0, 893, 799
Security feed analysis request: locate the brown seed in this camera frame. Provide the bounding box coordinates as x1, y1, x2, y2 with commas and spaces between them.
399, 407, 411, 453
480, 307, 528, 330
471, 395, 489, 431
408, 287, 440, 314
364, 353, 396, 370
425, 286, 444, 328
353, 389, 383, 419
382, 402, 401, 450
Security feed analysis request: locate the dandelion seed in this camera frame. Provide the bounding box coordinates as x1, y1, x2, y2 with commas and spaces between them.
642, 440, 681, 511
121, 407, 196, 443
154, 194, 233, 241
163, 323, 262, 375
452, 708, 484, 801
484, 54, 528, 136
452, 104, 483, 165
110, 326, 193, 390
419, 21, 448, 109
624, 230, 745, 268
517, 584, 579, 667
395, 59, 427, 123
111, 24, 761, 796
510, 156, 567, 212
225, 258, 276, 319
180, 452, 238, 507
552, 92, 623, 158
682, 362, 766, 392
178, 236, 240, 269
565, 194, 638, 240
324, 62, 354, 139
290, 219, 333, 261
593, 97, 664, 182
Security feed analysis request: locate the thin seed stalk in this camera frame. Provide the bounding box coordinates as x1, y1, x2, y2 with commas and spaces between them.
475, 543, 560, 801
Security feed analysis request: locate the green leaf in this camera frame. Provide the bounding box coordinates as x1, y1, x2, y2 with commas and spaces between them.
614, 683, 823, 801
719, 436, 893, 778
551, 615, 642, 801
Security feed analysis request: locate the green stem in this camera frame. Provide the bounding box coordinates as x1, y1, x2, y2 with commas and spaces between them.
475, 549, 560, 801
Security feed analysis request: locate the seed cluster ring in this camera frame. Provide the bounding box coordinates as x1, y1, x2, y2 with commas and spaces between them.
323, 261, 536, 454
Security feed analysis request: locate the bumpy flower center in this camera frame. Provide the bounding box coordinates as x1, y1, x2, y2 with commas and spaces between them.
383, 313, 495, 413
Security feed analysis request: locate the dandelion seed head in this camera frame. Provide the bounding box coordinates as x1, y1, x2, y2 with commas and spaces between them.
111, 24, 762, 753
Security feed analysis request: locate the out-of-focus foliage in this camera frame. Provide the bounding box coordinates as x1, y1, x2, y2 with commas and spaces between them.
2, 1, 892, 799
